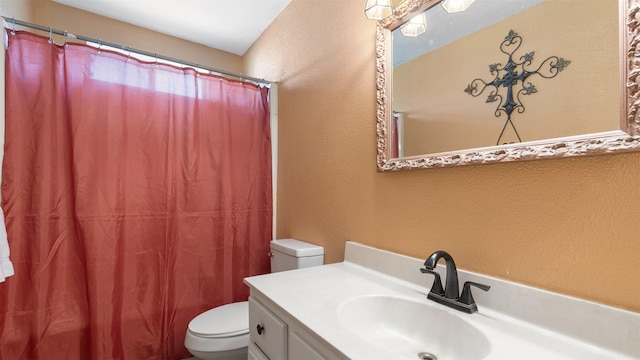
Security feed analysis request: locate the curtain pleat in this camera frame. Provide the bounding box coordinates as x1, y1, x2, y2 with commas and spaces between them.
0, 30, 272, 360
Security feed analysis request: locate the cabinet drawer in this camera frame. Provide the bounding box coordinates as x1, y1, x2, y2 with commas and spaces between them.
249, 296, 287, 360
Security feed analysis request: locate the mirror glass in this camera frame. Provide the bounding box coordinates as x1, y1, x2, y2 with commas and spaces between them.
376, 0, 640, 170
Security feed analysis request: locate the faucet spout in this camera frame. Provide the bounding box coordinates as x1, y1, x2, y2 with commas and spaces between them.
424, 250, 459, 300
420, 250, 490, 314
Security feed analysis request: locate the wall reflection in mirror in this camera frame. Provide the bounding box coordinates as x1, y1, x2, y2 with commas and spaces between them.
390, 0, 619, 158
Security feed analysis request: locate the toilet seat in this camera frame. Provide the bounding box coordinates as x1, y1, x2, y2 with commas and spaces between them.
188, 301, 249, 338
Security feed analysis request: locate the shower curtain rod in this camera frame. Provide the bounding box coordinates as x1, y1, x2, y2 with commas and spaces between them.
2, 16, 272, 86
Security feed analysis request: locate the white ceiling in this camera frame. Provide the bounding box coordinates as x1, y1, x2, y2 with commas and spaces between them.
52, 0, 292, 56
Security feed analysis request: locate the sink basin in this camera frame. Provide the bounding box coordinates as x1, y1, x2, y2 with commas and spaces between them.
337, 295, 491, 359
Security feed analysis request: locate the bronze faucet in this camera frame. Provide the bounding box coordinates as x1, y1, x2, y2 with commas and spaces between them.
420, 250, 490, 314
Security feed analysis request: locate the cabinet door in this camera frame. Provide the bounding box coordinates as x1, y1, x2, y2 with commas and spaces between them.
248, 342, 270, 360
249, 297, 287, 360
289, 329, 344, 360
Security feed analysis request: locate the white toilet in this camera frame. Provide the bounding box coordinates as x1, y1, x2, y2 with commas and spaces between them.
184, 239, 324, 360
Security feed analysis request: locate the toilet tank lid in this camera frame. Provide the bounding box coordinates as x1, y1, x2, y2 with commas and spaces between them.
188, 301, 249, 337
270, 239, 324, 257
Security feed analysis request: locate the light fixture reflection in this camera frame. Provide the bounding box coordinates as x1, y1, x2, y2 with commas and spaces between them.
441, 0, 476, 13
400, 13, 427, 37
364, 0, 393, 20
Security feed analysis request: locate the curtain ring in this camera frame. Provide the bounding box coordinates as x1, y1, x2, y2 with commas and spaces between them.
97, 39, 102, 53
127, 46, 131, 61
10, 18, 16, 35
154, 53, 158, 67
62, 31, 76, 47
47, 27, 53, 44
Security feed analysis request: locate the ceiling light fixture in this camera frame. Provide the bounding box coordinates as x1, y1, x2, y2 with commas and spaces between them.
441, 0, 475, 13
400, 13, 427, 37
364, 0, 393, 20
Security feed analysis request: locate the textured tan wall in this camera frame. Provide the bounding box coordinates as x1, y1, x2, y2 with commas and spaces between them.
0, 0, 32, 20
245, 0, 640, 312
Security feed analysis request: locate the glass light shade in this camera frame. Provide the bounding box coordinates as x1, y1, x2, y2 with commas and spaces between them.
365, 0, 392, 20
441, 0, 475, 13
400, 13, 427, 37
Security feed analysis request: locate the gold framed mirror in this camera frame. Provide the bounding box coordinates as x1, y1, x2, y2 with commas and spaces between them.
376, 0, 640, 171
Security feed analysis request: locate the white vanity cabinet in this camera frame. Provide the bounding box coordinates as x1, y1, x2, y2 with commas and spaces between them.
248, 294, 345, 360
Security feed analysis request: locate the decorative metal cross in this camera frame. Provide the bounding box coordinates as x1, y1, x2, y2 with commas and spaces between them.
464, 30, 571, 145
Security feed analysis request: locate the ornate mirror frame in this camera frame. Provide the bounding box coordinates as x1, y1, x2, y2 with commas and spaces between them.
376, 0, 640, 171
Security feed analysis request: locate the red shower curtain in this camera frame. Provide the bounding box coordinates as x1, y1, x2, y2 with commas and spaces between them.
0, 30, 272, 359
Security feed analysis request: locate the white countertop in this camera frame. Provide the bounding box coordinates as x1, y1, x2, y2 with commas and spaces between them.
244, 242, 640, 360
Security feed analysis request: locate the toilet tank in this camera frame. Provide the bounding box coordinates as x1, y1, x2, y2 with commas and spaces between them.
269, 239, 324, 273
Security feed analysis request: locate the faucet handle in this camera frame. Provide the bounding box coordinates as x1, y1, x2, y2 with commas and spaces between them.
459, 281, 490, 305
420, 268, 445, 295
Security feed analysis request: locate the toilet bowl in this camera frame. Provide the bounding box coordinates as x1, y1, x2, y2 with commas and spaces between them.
184, 239, 324, 360
184, 301, 249, 360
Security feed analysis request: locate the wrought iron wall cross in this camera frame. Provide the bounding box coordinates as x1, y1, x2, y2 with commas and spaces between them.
464, 30, 570, 145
